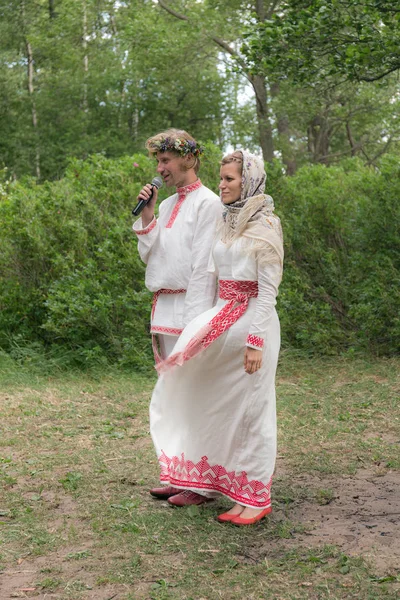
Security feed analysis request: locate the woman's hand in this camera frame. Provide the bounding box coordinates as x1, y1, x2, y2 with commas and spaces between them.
244, 347, 263, 374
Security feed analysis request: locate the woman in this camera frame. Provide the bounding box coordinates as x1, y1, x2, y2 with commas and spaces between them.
148, 150, 284, 525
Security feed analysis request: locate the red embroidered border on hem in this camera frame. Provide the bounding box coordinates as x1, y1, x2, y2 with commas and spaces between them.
151, 289, 186, 364
158, 451, 272, 508
247, 334, 264, 348
135, 217, 157, 235
151, 326, 183, 335
151, 289, 186, 321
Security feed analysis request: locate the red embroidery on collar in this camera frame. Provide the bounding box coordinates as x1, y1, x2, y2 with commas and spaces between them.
176, 179, 202, 196
166, 179, 202, 229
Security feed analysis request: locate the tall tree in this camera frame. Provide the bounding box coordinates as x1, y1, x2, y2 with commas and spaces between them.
0, 0, 230, 179
269, 77, 400, 167
158, 0, 277, 163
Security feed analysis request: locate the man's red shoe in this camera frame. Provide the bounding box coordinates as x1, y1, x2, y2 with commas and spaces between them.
167, 490, 213, 507
149, 485, 181, 499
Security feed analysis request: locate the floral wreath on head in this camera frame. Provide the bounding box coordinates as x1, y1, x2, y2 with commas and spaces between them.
151, 137, 204, 158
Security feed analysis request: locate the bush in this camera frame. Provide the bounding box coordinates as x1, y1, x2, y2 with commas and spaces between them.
0, 154, 157, 368
0, 151, 399, 369
267, 158, 400, 354
0, 147, 224, 369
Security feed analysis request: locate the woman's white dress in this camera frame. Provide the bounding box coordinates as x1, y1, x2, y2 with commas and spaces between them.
149, 237, 281, 508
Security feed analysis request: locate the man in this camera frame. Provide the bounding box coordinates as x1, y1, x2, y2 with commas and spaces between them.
133, 128, 221, 504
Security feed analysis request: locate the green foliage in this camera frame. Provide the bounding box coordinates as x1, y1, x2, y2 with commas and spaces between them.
0, 148, 223, 369
0, 153, 158, 368
270, 158, 400, 354
243, 0, 400, 84
59, 471, 83, 492
0, 0, 228, 180
1, 0, 399, 180
0, 152, 398, 368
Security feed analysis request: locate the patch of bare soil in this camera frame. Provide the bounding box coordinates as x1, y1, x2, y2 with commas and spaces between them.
279, 467, 400, 575
2, 468, 399, 598
0, 489, 111, 600
0, 556, 128, 600
0, 547, 130, 600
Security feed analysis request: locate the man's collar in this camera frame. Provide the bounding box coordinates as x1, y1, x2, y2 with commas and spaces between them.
176, 179, 202, 196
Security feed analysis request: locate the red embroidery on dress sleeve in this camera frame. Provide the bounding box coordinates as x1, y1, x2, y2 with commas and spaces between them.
247, 334, 264, 348
135, 217, 157, 235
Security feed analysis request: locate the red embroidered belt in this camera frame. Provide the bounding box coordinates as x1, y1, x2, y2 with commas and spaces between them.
156, 279, 258, 374
219, 279, 258, 301
151, 288, 186, 364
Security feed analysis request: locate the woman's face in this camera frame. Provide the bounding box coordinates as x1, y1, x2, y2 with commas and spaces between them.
219, 162, 242, 204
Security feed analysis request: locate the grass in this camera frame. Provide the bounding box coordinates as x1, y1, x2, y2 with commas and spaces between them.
0, 353, 399, 599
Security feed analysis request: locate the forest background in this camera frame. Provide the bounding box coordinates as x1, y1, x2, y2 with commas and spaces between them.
0, 0, 399, 370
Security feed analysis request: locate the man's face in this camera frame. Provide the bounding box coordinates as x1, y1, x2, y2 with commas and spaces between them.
155, 151, 187, 188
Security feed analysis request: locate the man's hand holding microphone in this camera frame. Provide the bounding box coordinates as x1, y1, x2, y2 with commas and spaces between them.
133, 176, 163, 227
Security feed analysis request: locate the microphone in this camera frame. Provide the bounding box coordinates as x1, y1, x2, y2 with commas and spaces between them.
132, 176, 163, 216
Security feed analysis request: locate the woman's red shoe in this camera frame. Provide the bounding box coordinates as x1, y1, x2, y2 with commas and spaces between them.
216, 511, 241, 523
230, 506, 272, 526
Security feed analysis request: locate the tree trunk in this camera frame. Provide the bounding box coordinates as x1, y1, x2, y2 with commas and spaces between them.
277, 113, 297, 174
308, 115, 330, 163
118, 81, 126, 131
270, 82, 297, 174
256, 0, 266, 21
250, 74, 274, 162
49, 0, 56, 19
129, 105, 139, 140
26, 40, 41, 179
21, 0, 40, 178
346, 122, 358, 156
252, 1, 275, 162
82, 0, 88, 113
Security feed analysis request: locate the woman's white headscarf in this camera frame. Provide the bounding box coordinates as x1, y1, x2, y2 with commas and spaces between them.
220, 149, 284, 272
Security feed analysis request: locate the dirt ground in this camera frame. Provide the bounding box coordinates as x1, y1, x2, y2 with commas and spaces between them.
276, 466, 400, 575
1, 467, 399, 599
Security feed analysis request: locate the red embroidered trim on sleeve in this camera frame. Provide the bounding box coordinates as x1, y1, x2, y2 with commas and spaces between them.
247, 334, 264, 348
135, 217, 157, 235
